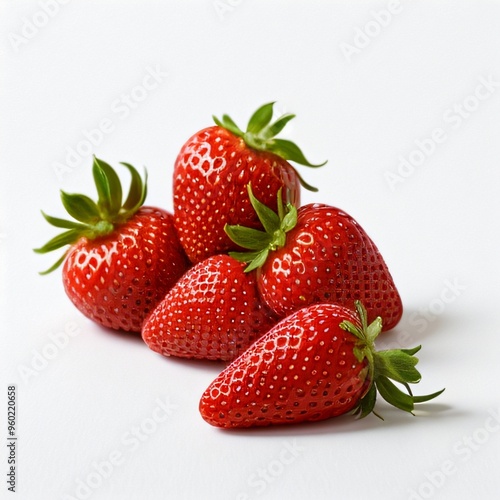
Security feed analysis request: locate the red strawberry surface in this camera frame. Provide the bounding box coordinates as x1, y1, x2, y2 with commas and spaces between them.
35, 158, 190, 332
63, 206, 189, 331
226, 187, 403, 331
173, 102, 325, 264
142, 254, 277, 361
199, 302, 444, 428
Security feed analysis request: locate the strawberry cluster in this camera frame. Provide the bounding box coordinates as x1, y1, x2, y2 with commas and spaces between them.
37, 103, 443, 428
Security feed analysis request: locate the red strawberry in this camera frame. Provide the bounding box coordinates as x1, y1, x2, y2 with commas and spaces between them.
199, 301, 444, 428
142, 254, 277, 361
226, 185, 403, 331
35, 157, 190, 332
173, 102, 326, 264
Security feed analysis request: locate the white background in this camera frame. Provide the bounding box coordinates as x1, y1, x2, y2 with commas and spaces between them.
1, 1, 500, 499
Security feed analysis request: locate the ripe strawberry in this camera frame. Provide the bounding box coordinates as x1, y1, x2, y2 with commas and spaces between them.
35, 157, 190, 332
173, 102, 326, 264
200, 301, 444, 428
226, 185, 403, 331
142, 254, 277, 361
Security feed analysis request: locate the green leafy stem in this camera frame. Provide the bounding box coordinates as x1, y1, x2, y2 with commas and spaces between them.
34, 157, 147, 274
340, 301, 445, 419
213, 102, 327, 192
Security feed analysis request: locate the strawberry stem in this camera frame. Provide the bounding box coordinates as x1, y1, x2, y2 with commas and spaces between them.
225, 184, 297, 272
340, 301, 445, 419
34, 157, 147, 274
213, 102, 326, 191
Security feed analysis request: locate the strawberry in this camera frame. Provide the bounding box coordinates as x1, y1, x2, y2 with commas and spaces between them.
142, 254, 277, 361
199, 301, 444, 428
226, 185, 403, 331
35, 157, 190, 332
173, 102, 326, 264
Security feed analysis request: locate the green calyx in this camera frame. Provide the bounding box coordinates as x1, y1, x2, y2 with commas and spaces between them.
340, 301, 445, 419
34, 156, 147, 275
225, 184, 296, 272
213, 102, 326, 192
